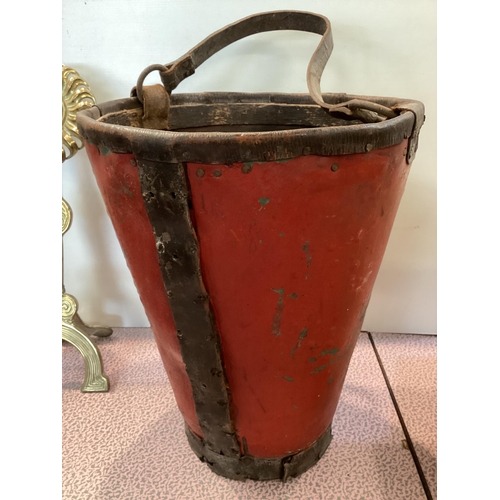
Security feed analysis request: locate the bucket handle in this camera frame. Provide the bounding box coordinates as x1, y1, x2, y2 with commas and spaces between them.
134, 11, 397, 123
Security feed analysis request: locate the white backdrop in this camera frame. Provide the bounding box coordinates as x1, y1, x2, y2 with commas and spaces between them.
62, 0, 436, 333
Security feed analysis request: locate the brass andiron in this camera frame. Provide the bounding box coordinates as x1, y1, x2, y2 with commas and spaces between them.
62, 65, 111, 392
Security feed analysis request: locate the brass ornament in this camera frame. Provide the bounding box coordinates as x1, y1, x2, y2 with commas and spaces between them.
62, 293, 109, 392
62, 65, 95, 163
62, 65, 112, 392
62, 293, 78, 320
62, 198, 72, 235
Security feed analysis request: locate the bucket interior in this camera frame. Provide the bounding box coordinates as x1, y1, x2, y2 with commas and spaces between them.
97, 99, 367, 132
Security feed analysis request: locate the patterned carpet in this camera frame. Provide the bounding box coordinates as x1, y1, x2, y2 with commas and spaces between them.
63, 329, 436, 499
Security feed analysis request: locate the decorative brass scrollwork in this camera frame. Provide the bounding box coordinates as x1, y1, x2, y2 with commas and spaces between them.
62, 198, 72, 235
62, 65, 111, 392
62, 65, 95, 162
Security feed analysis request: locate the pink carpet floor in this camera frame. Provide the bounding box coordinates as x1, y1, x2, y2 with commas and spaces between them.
63, 329, 436, 499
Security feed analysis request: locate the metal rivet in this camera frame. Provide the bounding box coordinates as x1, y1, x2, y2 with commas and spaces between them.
365, 143, 373, 152
242, 164, 252, 174
331, 163, 339, 172
302, 147, 311, 155
212, 169, 222, 177
196, 168, 205, 178
130, 159, 137, 166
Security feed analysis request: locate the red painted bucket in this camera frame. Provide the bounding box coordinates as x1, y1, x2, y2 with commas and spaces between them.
77, 11, 424, 481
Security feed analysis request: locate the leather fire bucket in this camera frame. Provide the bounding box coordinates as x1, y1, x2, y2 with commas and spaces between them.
77, 11, 424, 482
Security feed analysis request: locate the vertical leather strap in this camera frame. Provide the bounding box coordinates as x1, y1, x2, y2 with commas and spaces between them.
138, 160, 241, 457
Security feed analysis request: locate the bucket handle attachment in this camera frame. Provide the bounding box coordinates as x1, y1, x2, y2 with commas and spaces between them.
133, 11, 398, 124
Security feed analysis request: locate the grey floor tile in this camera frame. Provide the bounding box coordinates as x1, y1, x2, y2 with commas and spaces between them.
370, 332, 437, 499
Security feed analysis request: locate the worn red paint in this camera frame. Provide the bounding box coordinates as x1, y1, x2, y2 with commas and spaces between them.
187, 141, 410, 457
84, 143, 202, 437
86, 139, 410, 459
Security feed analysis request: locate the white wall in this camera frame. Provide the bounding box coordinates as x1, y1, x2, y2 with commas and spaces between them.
62, 0, 436, 333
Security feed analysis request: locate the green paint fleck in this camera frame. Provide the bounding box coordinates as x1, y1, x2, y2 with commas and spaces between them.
258, 197, 271, 208
292, 404, 299, 410
99, 145, 111, 156
319, 348, 339, 357
290, 328, 308, 358
310, 359, 336, 375
274, 158, 294, 163
302, 241, 312, 267
289, 293, 298, 300
279, 233, 284, 237
270, 287, 285, 337
120, 184, 134, 198
327, 375, 334, 385
259, 239, 263, 244
282, 376, 294, 382
309, 357, 317, 363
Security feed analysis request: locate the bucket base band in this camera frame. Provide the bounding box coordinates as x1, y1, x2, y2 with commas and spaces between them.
185, 425, 332, 482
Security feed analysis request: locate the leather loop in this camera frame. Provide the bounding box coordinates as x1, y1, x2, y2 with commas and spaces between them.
142, 84, 171, 130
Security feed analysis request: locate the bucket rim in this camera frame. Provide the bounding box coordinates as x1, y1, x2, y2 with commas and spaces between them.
77, 92, 424, 165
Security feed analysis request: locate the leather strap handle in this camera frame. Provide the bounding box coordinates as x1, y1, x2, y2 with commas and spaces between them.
135, 11, 397, 122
